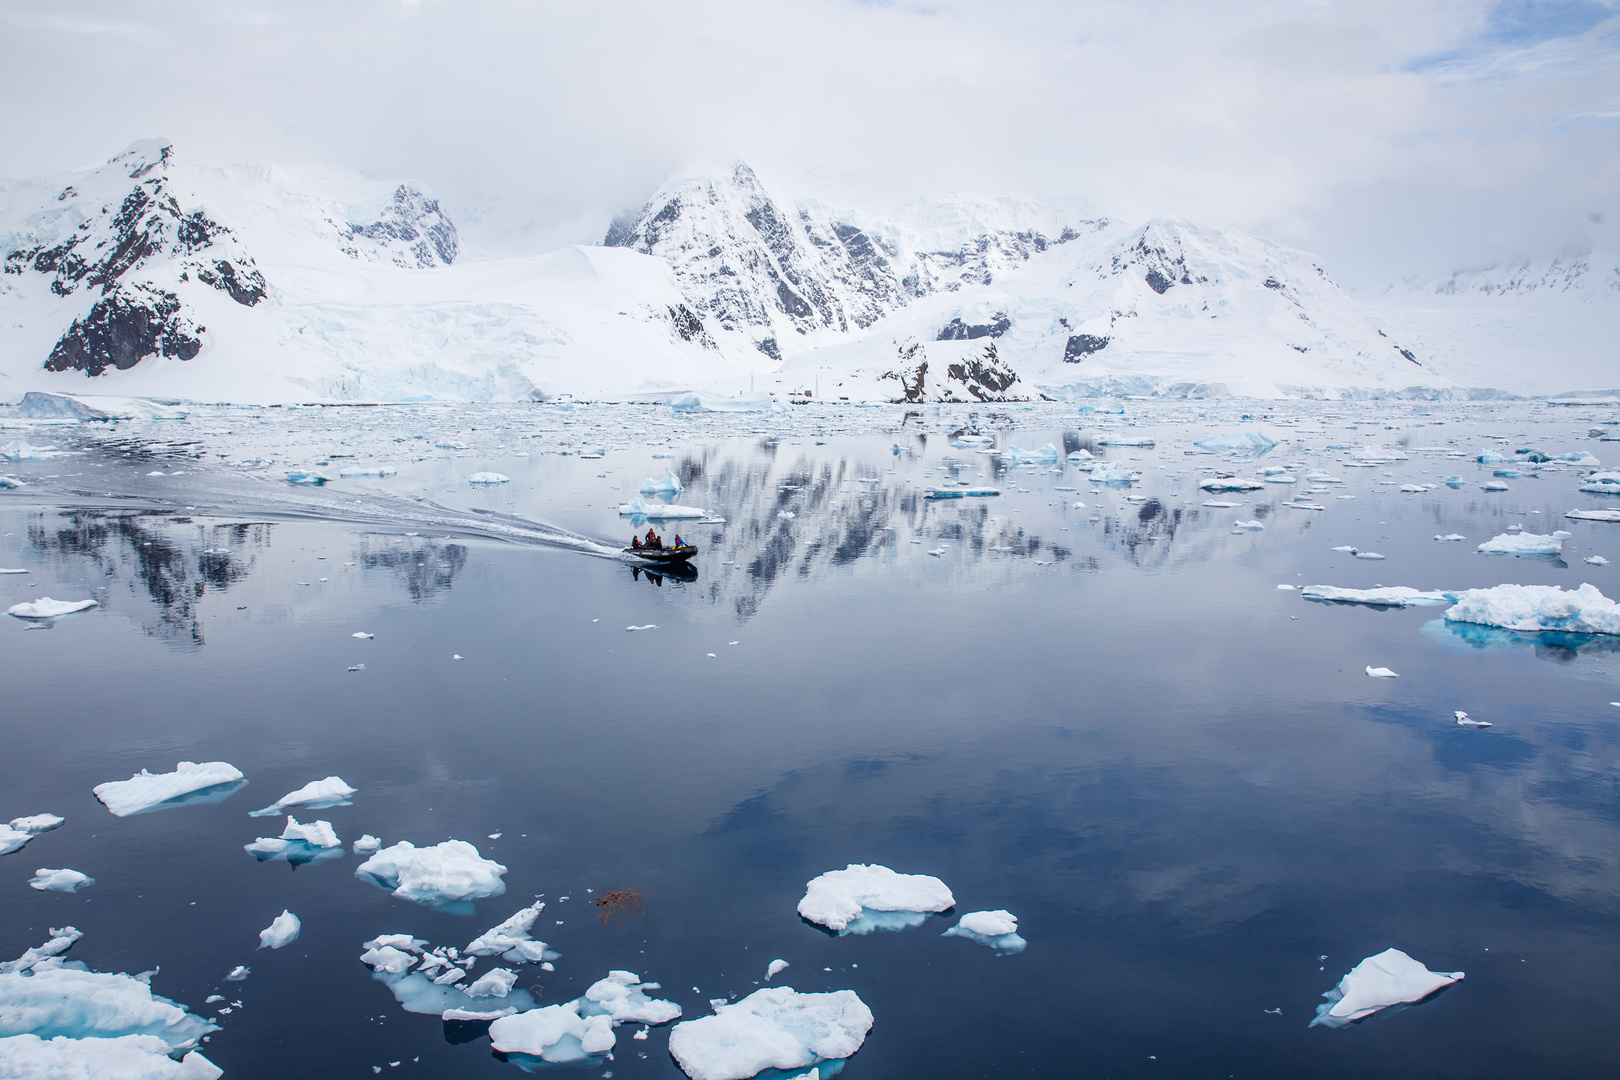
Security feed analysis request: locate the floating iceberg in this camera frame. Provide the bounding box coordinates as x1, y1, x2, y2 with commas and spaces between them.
1097, 437, 1154, 448
1444, 582, 1620, 635
489, 1001, 615, 1066
245, 816, 344, 865
1567, 509, 1620, 522
28, 869, 94, 892
468, 472, 509, 484
0, 814, 63, 857
1195, 432, 1275, 455
1067, 448, 1094, 463
0, 1034, 221, 1079
354, 834, 381, 854
667, 391, 773, 413
1001, 443, 1060, 465
578, 971, 682, 1025
640, 471, 684, 496
360, 937, 538, 1018
943, 910, 1026, 954
465, 968, 519, 999
798, 864, 954, 934
617, 498, 709, 519
465, 901, 555, 964
0, 931, 216, 1049
1366, 666, 1399, 678
1199, 477, 1265, 491
1477, 451, 1504, 465
667, 987, 874, 1080
1310, 948, 1463, 1028
1477, 530, 1571, 556
924, 487, 1000, 499
1232, 520, 1265, 531
93, 762, 246, 817
8, 597, 97, 619
355, 839, 507, 912
285, 471, 330, 485
249, 776, 357, 817
1556, 451, 1599, 465
0, 476, 26, 489
0, 441, 70, 461
1578, 471, 1620, 495
338, 465, 397, 478
258, 910, 301, 950
1090, 461, 1138, 485
765, 959, 789, 981
1481, 481, 1509, 492
1301, 586, 1455, 608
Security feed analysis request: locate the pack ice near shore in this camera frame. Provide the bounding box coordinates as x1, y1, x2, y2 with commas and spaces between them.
797, 863, 955, 934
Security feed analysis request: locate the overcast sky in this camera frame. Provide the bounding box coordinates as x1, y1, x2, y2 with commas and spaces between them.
0, 0, 1615, 281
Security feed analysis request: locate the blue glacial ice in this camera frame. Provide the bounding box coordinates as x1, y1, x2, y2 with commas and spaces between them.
0, 1034, 222, 1079
0, 441, 72, 461
8, 597, 97, 619
0, 814, 63, 857
667, 987, 874, 1080
1199, 477, 1266, 492
245, 816, 344, 865
249, 776, 357, 817
1000, 443, 1059, 465
1310, 948, 1463, 1028
942, 910, 1026, 954
354, 839, 507, 912
1195, 432, 1276, 456
29, 869, 95, 893
0, 476, 27, 489
258, 910, 301, 950
1444, 583, 1620, 635
617, 498, 709, 519
797, 864, 955, 934
285, 471, 330, 485
489, 1001, 616, 1069
93, 762, 247, 817
640, 471, 684, 497
923, 487, 1000, 499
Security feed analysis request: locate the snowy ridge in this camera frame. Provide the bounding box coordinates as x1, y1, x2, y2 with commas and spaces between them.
1385, 246, 1620, 301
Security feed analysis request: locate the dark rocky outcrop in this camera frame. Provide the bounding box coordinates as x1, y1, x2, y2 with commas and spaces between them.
937, 313, 1011, 340
1063, 334, 1109, 362
46, 285, 202, 375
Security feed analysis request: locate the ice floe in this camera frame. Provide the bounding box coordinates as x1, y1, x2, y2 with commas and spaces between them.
924, 486, 999, 499
1000, 443, 1060, 465
1566, 509, 1620, 522
285, 471, 330, 485
338, 465, 397, 478
1477, 530, 1571, 556
617, 498, 708, 518
667, 987, 873, 1080
797, 863, 954, 934
1455, 712, 1491, 728
1444, 582, 1620, 635
355, 839, 507, 911
0, 1034, 222, 1079
258, 910, 302, 950
1232, 520, 1265, 531
464, 901, 556, 964
1365, 666, 1399, 678
359, 935, 538, 1018
1195, 432, 1276, 455
28, 869, 94, 892
246, 816, 342, 865
354, 834, 382, 854
1301, 586, 1455, 608
640, 471, 684, 496
93, 762, 247, 817
468, 472, 510, 484
1310, 948, 1463, 1028
464, 967, 519, 998
1199, 477, 1265, 491
7, 597, 97, 619
0, 815, 63, 857
0, 441, 71, 461
249, 776, 357, 817
943, 910, 1026, 954
765, 959, 789, 981
578, 970, 682, 1025
0, 476, 26, 489
488, 1001, 615, 1067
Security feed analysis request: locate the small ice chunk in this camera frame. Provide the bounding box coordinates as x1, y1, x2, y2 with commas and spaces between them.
943, 909, 1027, 954
1454, 712, 1491, 728
353, 632, 375, 639
285, 471, 329, 485
1232, 520, 1265, 531
765, 959, 789, 981
1478, 530, 1571, 556
464, 967, 518, 999
1588, 556, 1610, 565
245, 816, 345, 866
489, 1001, 616, 1064
249, 776, 356, 817
362, 935, 426, 953
468, 472, 509, 484
1444, 582, 1620, 635
0, 814, 64, 856
93, 762, 246, 817
465, 901, 554, 963
0, 1034, 222, 1079
579, 971, 681, 1025
8, 597, 98, 619
354, 834, 382, 854
1353, 551, 1385, 561
1195, 432, 1275, 455
258, 910, 301, 950
626, 625, 658, 632
778, 510, 796, 520
355, 840, 508, 911
639, 471, 683, 497
1199, 478, 1266, 491
1435, 534, 1467, 542
224, 966, 250, 981
618, 499, 707, 518
29, 869, 95, 892
1301, 586, 1454, 608
1, 927, 83, 975
338, 466, 397, 478
797, 864, 954, 934
1276, 584, 1297, 590
1366, 666, 1399, 678
280, 816, 341, 848
667, 987, 873, 1080
359, 946, 420, 975
1203, 500, 1240, 507
1310, 948, 1463, 1027
1567, 509, 1620, 522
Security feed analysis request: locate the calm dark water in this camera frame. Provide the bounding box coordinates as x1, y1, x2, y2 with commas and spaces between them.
3, 410, 1619, 1078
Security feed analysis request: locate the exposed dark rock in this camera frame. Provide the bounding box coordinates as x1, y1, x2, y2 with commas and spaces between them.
194, 260, 266, 306
1063, 334, 1109, 362
1145, 268, 1174, 294
755, 336, 781, 361
349, 185, 458, 267
946, 343, 1020, 400
46, 285, 202, 375
936, 313, 1011, 340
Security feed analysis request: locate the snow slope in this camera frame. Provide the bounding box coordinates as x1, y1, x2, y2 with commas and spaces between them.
0, 141, 742, 402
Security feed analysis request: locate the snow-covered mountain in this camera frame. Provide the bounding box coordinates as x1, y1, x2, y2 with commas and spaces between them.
0, 141, 741, 402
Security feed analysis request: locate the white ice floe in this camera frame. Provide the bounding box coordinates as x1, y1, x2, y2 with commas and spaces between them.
224, 967, 249, 982
0, 478, 29, 489
355, 839, 507, 910
1566, 509, 1620, 522
1001, 443, 1060, 465
464, 967, 519, 998
1588, 556, 1610, 565
1444, 582, 1620, 635
942, 910, 1027, 954
1203, 500, 1241, 508
1310, 948, 1463, 1028
1199, 478, 1266, 491
352, 631, 374, 639
667, 987, 874, 1080
468, 472, 509, 484
640, 471, 684, 496
249, 776, 357, 817
1090, 461, 1138, 485
1232, 520, 1265, 531
0, 931, 216, 1049
489, 1002, 616, 1065
765, 959, 789, 981
360, 937, 539, 1018
0, 814, 63, 857
1195, 432, 1276, 455
579, 971, 682, 1025
7, 597, 97, 619
1435, 534, 1467, 541
1277, 584, 1296, 590
258, 910, 301, 950
1353, 551, 1385, 560
797, 864, 955, 934
464, 901, 555, 964
778, 510, 795, 519
618, 498, 708, 518
1301, 586, 1455, 608
1455, 712, 1492, 728
1478, 530, 1570, 556
93, 762, 246, 817
353, 834, 382, 854
0, 1034, 222, 1079
923, 486, 1000, 499
1366, 667, 1399, 678
338, 466, 397, 478
0, 441, 70, 461
285, 471, 329, 486
29, 869, 94, 892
